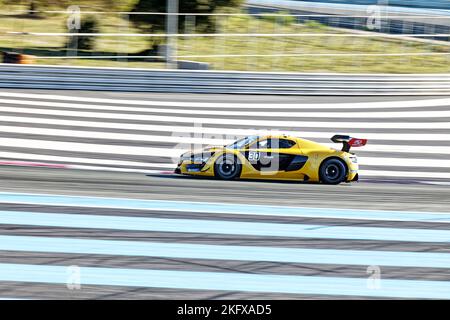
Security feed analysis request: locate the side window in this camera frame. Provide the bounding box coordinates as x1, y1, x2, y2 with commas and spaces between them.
248, 139, 295, 149
271, 139, 296, 149
248, 139, 269, 149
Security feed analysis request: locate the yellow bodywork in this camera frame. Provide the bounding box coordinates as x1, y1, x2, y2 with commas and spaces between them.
176, 135, 359, 183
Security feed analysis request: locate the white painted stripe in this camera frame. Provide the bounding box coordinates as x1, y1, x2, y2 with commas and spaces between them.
1, 117, 449, 141
1, 113, 447, 130
359, 157, 450, 168
78, 157, 450, 170
2, 124, 450, 156
0, 125, 228, 146
0, 159, 166, 174
421, 181, 450, 186
0, 137, 180, 158
360, 170, 450, 179
68, 165, 166, 174
1, 156, 449, 179
0, 152, 175, 168
75, 167, 450, 179
0, 138, 449, 167
1, 91, 449, 109
0, 133, 450, 159
358, 144, 450, 155
0, 138, 450, 168
2, 97, 450, 118
3, 158, 449, 180
2, 104, 450, 119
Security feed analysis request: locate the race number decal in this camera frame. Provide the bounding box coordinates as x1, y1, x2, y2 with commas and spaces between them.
248, 151, 260, 162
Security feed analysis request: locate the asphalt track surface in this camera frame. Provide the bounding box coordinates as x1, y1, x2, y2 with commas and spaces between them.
0, 90, 449, 299
0, 167, 450, 299
0, 89, 449, 180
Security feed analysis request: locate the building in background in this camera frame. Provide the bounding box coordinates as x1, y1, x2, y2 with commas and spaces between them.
246, 0, 450, 41
283, 0, 449, 10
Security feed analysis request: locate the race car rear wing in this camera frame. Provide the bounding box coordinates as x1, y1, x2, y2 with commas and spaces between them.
331, 135, 367, 153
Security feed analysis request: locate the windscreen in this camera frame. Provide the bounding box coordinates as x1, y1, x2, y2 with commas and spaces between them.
227, 136, 259, 149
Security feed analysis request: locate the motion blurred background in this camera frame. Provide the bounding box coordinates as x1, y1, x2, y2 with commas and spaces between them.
0, 0, 448, 73
0, 0, 449, 300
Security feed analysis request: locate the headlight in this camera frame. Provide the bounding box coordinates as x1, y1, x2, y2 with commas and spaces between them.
193, 154, 212, 163
349, 156, 358, 164
181, 152, 214, 163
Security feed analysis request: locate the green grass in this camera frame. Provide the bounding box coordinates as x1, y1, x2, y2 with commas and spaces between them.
0, 7, 449, 73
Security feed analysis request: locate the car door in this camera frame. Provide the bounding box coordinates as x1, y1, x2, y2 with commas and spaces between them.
242, 138, 300, 177
248, 138, 273, 171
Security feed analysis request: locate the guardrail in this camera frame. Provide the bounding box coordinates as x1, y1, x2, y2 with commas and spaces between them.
0, 64, 449, 95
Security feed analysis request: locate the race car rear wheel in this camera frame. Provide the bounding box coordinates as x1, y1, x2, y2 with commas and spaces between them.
214, 154, 241, 180
320, 158, 347, 185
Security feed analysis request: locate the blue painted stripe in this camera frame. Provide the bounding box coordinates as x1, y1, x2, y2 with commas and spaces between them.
1, 235, 450, 268
0, 263, 450, 298
1, 210, 450, 243
1, 191, 450, 223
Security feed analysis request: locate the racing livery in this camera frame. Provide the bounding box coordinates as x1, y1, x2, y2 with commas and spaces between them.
175, 134, 367, 184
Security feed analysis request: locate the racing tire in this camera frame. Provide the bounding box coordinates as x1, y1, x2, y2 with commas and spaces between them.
319, 158, 347, 185
214, 154, 241, 180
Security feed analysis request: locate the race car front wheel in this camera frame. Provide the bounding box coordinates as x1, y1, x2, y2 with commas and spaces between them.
320, 158, 347, 185
214, 154, 241, 180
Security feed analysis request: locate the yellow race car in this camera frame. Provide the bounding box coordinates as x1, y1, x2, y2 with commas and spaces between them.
175, 134, 367, 184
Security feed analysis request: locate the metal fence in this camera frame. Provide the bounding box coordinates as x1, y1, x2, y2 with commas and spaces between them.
0, 63, 449, 95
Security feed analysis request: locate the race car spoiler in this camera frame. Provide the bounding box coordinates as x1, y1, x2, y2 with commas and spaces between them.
331, 135, 367, 152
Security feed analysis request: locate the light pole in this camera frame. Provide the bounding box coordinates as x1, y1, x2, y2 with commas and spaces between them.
166, 0, 179, 69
